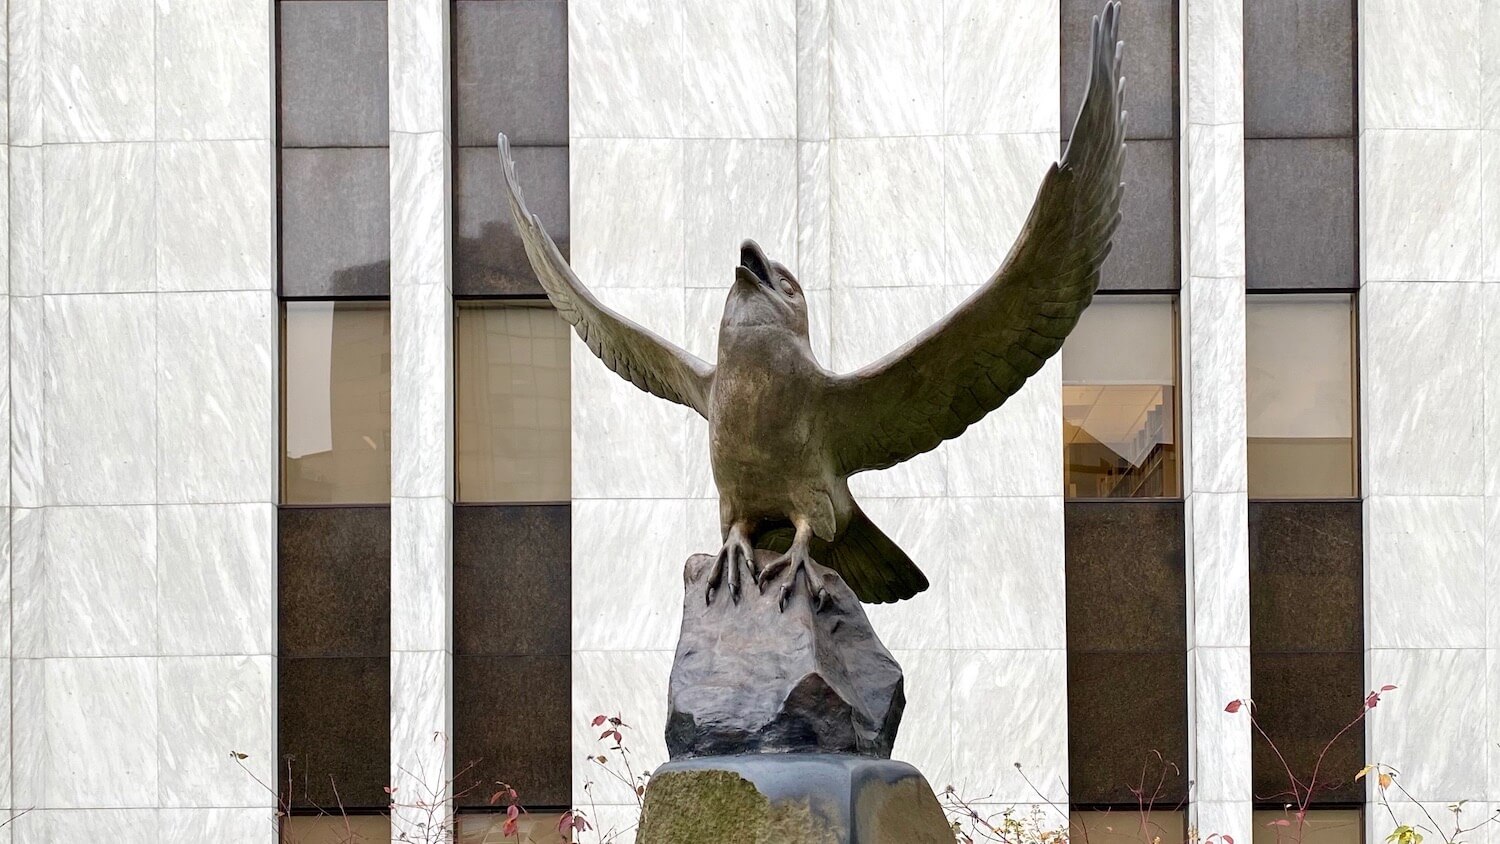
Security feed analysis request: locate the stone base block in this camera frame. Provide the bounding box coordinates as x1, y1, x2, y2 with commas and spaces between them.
637, 753, 951, 844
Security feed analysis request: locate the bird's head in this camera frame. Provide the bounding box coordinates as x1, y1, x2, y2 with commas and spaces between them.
724, 239, 809, 338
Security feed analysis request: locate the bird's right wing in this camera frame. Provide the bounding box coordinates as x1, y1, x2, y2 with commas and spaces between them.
498, 135, 715, 417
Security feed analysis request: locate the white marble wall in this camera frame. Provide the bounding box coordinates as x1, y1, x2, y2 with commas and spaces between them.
7, 0, 277, 839
1359, 0, 1500, 829
1181, 0, 1252, 840
569, 0, 1066, 830
387, 0, 455, 837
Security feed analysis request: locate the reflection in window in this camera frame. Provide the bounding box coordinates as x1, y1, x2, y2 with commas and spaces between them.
281, 301, 392, 504
280, 815, 391, 843
456, 813, 568, 844
456, 302, 570, 503
1070, 810, 1187, 844
1062, 296, 1180, 498
1247, 294, 1357, 499
1252, 809, 1362, 844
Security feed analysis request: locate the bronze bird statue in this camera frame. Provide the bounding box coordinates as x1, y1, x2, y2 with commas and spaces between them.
498, 2, 1126, 612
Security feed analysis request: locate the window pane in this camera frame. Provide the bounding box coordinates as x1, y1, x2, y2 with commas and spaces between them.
1247, 294, 1356, 498
456, 303, 571, 503
457, 813, 569, 844
281, 301, 392, 504
1062, 296, 1180, 498
280, 815, 390, 844
1253, 809, 1362, 844
1070, 810, 1187, 844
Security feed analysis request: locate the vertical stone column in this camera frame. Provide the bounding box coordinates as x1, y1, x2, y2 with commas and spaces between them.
387, 0, 455, 836
1181, 0, 1251, 839
1359, 0, 1496, 830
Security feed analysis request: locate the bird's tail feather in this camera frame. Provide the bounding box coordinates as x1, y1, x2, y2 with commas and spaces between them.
826, 505, 929, 604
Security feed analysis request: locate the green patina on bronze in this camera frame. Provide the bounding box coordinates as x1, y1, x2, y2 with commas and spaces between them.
637, 770, 842, 844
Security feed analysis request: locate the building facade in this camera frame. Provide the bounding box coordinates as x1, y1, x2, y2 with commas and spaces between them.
3, 0, 1499, 842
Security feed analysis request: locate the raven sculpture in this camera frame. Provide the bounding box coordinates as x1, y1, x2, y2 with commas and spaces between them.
497, 2, 1126, 611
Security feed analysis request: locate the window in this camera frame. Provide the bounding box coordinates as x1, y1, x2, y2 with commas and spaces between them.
1070, 810, 1187, 844
1247, 294, 1357, 499
457, 813, 570, 843
281, 301, 393, 504
280, 815, 391, 843
456, 302, 571, 503
1253, 809, 1362, 844
1062, 296, 1180, 499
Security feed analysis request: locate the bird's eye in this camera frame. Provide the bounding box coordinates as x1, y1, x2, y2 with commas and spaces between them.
778, 278, 796, 297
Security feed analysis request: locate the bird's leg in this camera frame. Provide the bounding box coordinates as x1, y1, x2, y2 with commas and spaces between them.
756, 519, 835, 613
706, 521, 757, 606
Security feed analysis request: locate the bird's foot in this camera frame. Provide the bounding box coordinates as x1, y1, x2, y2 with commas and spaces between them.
705, 524, 757, 606
756, 545, 836, 613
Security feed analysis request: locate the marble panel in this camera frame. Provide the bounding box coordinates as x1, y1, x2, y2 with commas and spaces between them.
682, 0, 796, 139
571, 138, 685, 290
159, 809, 273, 844
158, 655, 275, 807
1366, 648, 1487, 801
157, 291, 275, 504
35, 506, 156, 658
569, 288, 693, 499
390, 131, 448, 291
1366, 496, 1485, 649
1188, 491, 1249, 650
943, 134, 1058, 289
11, 659, 43, 810
9, 0, 43, 146
796, 140, 831, 289
10, 146, 43, 297
948, 497, 1066, 650
16, 810, 160, 844
391, 282, 452, 499
43, 142, 155, 294
1361, 0, 1482, 130
156, 140, 273, 292
1362, 130, 1482, 282
158, 503, 275, 656
42, 0, 154, 142
1193, 801, 1253, 844
830, 137, 944, 288
1184, 0, 1243, 127
572, 498, 689, 652
156, 0, 271, 140
10, 297, 43, 506
571, 650, 674, 805
888, 650, 953, 791
1189, 645, 1252, 803
570, 0, 683, 139
391, 496, 452, 653
389, 649, 452, 813
796, 0, 830, 141
683, 139, 798, 289
950, 649, 1070, 805
943, 0, 1059, 136
390, 0, 447, 136
10, 509, 40, 659
42, 657, 159, 808
1362, 282, 1484, 496
1186, 124, 1246, 279
851, 498, 957, 651
1185, 277, 1247, 496
946, 357, 1064, 498
830, 0, 941, 137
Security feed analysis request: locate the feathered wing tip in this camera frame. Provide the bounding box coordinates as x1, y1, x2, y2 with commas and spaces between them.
825, 505, 929, 604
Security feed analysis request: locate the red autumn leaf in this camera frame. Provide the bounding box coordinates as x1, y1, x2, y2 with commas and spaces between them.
612, 730, 624, 743
384, 786, 397, 795
600, 729, 614, 740
1225, 699, 1243, 713
1364, 691, 1380, 709
591, 715, 608, 727
488, 790, 503, 806
502, 817, 518, 837
1381, 684, 1397, 692
507, 803, 520, 820
1223, 836, 1234, 844
1270, 820, 1291, 827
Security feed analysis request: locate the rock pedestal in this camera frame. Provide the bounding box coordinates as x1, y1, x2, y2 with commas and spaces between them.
638, 553, 951, 843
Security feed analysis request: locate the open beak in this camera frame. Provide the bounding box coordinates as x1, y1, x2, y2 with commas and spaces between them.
735, 240, 772, 291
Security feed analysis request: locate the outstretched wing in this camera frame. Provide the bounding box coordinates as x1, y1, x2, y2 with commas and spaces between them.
824, 1, 1126, 475
498, 134, 715, 416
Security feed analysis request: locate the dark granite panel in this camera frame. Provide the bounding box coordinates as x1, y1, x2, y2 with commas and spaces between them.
1100, 138, 1179, 291
279, 507, 392, 658
280, 147, 392, 297
1244, 0, 1356, 139
455, 0, 569, 147
278, 1, 389, 147
453, 654, 572, 808
1246, 138, 1357, 290
1065, 500, 1187, 653
1067, 652, 1189, 805
278, 656, 391, 810
455, 145, 568, 296
1063, 0, 1175, 141
454, 505, 571, 657
1251, 652, 1364, 805
1249, 501, 1362, 653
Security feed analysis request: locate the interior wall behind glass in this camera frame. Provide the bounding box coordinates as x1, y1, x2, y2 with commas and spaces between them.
281, 301, 392, 504
456, 302, 571, 503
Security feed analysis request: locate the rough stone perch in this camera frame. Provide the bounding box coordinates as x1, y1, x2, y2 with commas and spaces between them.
666, 551, 906, 759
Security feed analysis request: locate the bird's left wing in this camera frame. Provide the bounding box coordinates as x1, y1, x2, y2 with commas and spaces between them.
824, 1, 1125, 476
498, 135, 715, 417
